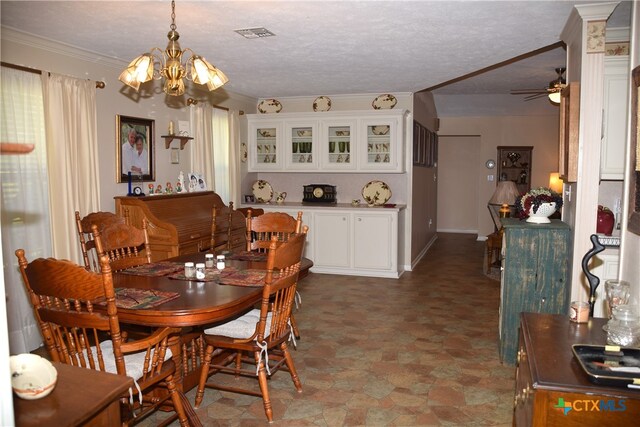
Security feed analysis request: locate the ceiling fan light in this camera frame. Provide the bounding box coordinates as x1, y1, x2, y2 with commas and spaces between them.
548, 91, 561, 104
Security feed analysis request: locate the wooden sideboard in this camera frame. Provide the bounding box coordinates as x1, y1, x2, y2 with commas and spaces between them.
514, 313, 640, 426
115, 191, 246, 261
14, 362, 132, 426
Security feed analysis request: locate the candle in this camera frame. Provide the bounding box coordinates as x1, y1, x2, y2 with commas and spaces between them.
569, 301, 589, 323
168, 121, 174, 135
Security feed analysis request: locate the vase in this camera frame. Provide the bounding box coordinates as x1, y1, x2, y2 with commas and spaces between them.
526, 202, 556, 224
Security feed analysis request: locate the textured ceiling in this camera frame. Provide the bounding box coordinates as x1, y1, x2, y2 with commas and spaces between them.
0, 1, 633, 99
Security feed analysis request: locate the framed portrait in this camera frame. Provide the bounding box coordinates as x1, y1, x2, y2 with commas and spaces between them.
245, 195, 255, 203
116, 115, 155, 183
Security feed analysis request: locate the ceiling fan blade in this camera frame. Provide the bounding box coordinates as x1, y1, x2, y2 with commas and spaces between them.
510, 89, 547, 95
523, 93, 548, 101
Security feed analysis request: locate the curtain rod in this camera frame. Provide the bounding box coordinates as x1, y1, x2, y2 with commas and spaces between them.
1, 61, 105, 88
187, 98, 244, 115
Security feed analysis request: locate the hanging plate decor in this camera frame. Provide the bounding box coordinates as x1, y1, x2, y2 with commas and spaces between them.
252, 180, 273, 203
362, 180, 392, 206
313, 96, 332, 112
372, 94, 397, 110
257, 99, 283, 114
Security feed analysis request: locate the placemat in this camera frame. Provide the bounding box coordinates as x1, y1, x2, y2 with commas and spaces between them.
219, 269, 267, 287
119, 261, 185, 277
94, 288, 180, 309
226, 251, 268, 262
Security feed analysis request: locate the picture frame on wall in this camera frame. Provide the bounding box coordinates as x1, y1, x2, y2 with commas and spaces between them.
116, 115, 155, 183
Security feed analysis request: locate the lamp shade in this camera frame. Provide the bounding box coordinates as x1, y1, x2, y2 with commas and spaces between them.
548, 91, 561, 104
549, 172, 563, 194
489, 181, 520, 206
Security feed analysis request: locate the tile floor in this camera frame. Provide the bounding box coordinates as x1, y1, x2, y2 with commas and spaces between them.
146, 232, 515, 426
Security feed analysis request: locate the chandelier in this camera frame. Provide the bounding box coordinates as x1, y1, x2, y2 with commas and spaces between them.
118, 0, 228, 96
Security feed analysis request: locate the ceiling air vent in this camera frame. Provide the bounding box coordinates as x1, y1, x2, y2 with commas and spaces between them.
234, 28, 276, 39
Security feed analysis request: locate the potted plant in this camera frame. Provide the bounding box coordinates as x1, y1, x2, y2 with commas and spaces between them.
516, 187, 563, 223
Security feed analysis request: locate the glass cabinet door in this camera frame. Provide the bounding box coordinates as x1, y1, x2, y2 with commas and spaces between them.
321, 120, 357, 170
285, 121, 318, 170
359, 117, 401, 171
248, 121, 282, 171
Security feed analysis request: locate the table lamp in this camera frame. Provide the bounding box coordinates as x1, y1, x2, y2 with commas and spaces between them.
488, 181, 520, 230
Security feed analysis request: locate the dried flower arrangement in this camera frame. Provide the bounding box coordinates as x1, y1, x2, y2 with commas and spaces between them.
516, 187, 563, 220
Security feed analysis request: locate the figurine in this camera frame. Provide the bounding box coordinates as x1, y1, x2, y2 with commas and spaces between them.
176, 182, 182, 193
156, 184, 162, 194
178, 171, 185, 191
148, 183, 154, 195
165, 182, 173, 194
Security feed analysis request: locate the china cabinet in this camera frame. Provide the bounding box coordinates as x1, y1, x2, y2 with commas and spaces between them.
247, 110, 406, 173
601, 56, 629, 180
258, 204, 402, 278
496, 146, 532, 194
499, 218, 571, 365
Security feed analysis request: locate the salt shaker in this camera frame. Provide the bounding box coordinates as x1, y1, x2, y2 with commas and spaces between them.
205, 254, 215, 269
195, 263, 206, 280
216, 255, 226, 270
184, 262, 195, 279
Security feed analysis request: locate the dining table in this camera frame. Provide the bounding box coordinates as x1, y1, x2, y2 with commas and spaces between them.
109, 251, 313, 391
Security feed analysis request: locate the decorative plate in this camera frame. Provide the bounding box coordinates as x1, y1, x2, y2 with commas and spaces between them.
362, 180, 392, 206
252, 180, 273, 203
372, 94, 397, 110
313, 96, 332, 112
257, 99, 282, 114
371, 125, 390, 135
240, 143, 247, 163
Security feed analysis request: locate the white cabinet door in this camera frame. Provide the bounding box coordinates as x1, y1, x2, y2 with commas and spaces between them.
358, 114, 404, 172
313, 211, 351, 268
284, 120, 319, 170
601, 57, 629, 180
353, 212, 396, 271
248, 120, 283, 171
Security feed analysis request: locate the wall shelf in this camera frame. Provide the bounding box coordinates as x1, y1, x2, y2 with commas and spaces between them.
162, 135, 193, 150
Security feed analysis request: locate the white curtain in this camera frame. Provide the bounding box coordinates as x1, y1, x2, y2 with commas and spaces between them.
228, 110, 241, 207
190, 103, 215, 193
189, 104, 232, 204
212, 108, 231, 203
42, 72, 100, 263
0, 68, 50, 353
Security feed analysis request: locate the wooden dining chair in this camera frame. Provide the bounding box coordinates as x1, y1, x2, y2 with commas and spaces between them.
15, 249, 200, 427
194, 232, 307, 423
75, 210, 125, 271
91, 219, 152, 272
210, 202, 247, 253
245, 211, 303, 253
236, 207, 264, 218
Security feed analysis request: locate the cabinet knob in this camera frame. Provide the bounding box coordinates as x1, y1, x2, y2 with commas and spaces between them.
357, 217, 362, 222
342, 217, 346, 221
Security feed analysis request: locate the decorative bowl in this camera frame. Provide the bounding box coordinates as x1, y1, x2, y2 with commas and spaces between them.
371, 126, 390, 135
10, 354, 57, 400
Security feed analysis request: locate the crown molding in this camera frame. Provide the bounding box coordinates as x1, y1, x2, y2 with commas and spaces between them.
574, 2, 618, 22
606, 26, 630, 41
1, 26, 126, 70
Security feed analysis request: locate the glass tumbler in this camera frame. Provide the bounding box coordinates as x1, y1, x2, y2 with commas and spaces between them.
604, 280, 631, 319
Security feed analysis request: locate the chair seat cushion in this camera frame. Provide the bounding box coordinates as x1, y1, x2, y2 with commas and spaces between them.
97, 340, 172, 381
203, 309, 271, 339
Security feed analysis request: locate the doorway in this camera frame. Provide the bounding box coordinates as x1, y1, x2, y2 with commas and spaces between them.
437, 135, 480, 233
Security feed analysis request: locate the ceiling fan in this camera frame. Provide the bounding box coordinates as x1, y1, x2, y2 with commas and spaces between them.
510, 67, 566, 102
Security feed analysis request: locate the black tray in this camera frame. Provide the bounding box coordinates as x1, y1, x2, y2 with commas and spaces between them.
572, 344, 640, 388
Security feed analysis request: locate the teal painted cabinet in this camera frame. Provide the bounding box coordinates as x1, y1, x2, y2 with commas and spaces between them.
499, 219, 571, 365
